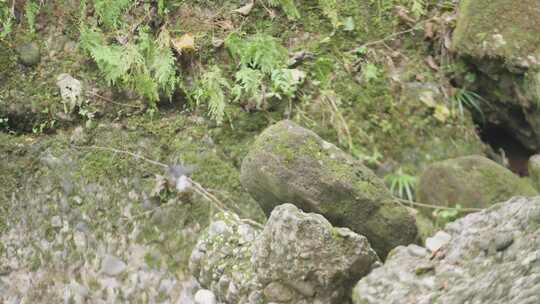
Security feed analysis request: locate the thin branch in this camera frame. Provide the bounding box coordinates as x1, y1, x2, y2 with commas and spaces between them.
395, 198, 483, 212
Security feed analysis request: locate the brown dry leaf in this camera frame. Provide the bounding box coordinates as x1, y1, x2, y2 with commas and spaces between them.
172, 34, 196, 55
424, 22, 435, 40
425, 55, 440, 71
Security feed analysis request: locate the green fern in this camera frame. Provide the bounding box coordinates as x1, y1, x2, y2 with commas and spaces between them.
24, 0, 40, 33
225, 33, 288, 74
0, 0, 14, 38
192, 66, 230, 124
93, 0, 133, 29
318, 0, 340, 28
79, 25, 177, 103
265, 0, 300, 20
232, 67, 265, 106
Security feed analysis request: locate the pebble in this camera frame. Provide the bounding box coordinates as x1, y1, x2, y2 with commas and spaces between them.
101, 255, 127, 276
194, 289, 217, 304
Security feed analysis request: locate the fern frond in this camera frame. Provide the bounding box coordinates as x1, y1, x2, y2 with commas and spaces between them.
93, 0, 133, 29
265, 0, 300, 20
225, 33, 288, 74
193, 66, 230, 124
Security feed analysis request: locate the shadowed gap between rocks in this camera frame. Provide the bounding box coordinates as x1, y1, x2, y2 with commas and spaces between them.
478, 123, 535, 176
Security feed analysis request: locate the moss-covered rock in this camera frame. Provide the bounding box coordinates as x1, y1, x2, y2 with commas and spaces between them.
452, 0, 540, 150
417, 155, 537, 215
16, 42, 41, 67
453, 0, 540, 68
241, 120, 421, 257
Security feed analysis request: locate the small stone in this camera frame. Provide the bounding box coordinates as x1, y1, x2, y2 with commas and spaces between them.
194, 289, 217, 304
494, 233, 514, 251
426, 231, 452, 253
101, 255, 127, 276
16, 42, 41, 66
51, 216, 62, 228
263, 282, 294, 302
208, 221, 232, 238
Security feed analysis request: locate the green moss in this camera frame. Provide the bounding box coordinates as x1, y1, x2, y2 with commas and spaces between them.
453, 0, 540, 65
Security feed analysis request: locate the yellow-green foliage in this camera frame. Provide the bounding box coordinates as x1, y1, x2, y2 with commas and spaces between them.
192, 65, 230, 125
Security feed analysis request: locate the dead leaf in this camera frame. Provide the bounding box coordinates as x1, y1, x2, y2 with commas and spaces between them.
233, 2, 254, 16
425, 56, 440, 71
172, 34, 196, 55
424, 22, 435, 40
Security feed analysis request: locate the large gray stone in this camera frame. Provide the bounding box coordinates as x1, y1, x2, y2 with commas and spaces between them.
353, 196, 540, 304
240, 120, 421, 257
189, 204, 380, 304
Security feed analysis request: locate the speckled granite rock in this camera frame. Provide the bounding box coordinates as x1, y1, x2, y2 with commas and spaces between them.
190, 204, 380, 304
352, 196, 540, 304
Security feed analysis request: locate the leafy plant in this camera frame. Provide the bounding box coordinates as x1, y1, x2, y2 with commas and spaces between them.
93, 0, 133, 29
0, 0, 14, 37
451, 88, 485, 122
385, 168, 416, 201
226, 33, 288, 74
79, 25, 178, 105
226, 33, 304, 107
24, 0, 40, 33
433, 204, 463, 227
192, 65, 230, 124
265, 0, 300, 20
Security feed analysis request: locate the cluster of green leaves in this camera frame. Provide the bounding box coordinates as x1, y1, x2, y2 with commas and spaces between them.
78, 1, 177, 107
226, 33, 304, 105
79, 26, 177, 105
192, 65, 230, 124
433, 204, 463, 227
451, 88, 485, 122
384, 168, 417, 201
370, 0, 427, 20
265, 0, 300, 20
0, 0, 14, 38
92, 0, 133, 29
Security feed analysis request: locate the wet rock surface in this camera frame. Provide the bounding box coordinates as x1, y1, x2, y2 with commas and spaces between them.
352, 196, 540, 304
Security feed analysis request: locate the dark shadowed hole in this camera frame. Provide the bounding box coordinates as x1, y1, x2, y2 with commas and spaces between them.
478, 124, 534, 176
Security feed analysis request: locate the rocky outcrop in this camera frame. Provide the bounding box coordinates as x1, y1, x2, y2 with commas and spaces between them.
452, 0, 540, 149
352, 196, 540, 304
240, 120, 421, 257
417, 155, 536, 215
189, 204, 380, 304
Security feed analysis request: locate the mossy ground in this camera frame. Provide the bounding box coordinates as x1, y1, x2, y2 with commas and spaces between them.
0, 0, 495, 299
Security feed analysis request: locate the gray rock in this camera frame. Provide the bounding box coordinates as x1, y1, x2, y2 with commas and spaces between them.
254, 204, 380, 304
241, 120, 421, 257
101, 255, 126, 276
194, 289, 217, 304
352, 196, 540, 304
190, 204, 380, 304
16, 42, 41, 66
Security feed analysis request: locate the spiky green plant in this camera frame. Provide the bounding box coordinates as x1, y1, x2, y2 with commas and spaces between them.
451, 88, 485, 122
385, 168, 417, 202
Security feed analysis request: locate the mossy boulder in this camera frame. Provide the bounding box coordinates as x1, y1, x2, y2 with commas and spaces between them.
417, 155, 537, 215
240, 120, 421, 257
452, 0, 540, 150
453, 0, 540, 68
16, 42, 41, 67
